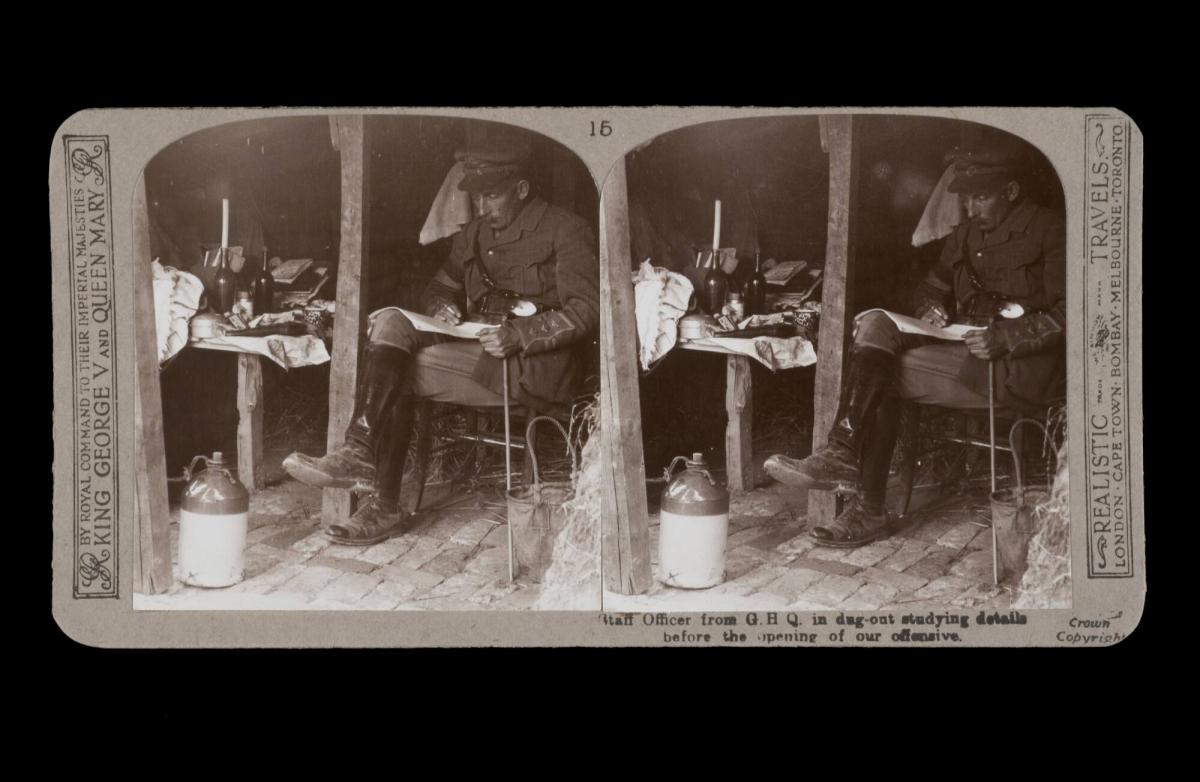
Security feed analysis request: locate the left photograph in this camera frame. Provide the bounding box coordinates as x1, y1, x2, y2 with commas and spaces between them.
133, 114, 602, 611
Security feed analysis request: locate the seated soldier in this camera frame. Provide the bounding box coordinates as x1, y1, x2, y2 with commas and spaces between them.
285, 138, 599, 545
764, 139, 1066, 548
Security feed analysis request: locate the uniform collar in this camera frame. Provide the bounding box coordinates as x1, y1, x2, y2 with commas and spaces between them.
971, 199, 1037, 247
486, 196, 548, 246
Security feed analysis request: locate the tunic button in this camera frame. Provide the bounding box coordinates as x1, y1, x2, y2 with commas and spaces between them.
488, 250, 494, 255
976, 251, 983, 257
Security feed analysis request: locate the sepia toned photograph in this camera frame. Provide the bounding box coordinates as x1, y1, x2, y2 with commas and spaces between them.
600, 114, 1071, 614
50, 107, 1143, 646
128, 115, 602, 611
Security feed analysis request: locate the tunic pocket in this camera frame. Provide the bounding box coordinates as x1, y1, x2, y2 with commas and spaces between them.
985, 240, 1040, 298
505, 241, 552, 297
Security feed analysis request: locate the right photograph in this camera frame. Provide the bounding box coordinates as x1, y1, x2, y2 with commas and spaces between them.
599, 114, 1070, 613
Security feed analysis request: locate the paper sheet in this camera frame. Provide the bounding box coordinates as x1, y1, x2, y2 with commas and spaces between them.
856, 308, 985, 341
373, 307, 491, 339
682, 335, 816, 370
193, 334, 331, 369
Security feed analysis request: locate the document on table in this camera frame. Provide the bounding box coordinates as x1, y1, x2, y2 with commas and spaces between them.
682, 335, 816, 370
855, 308, 986, 341
375, 307, 491, 339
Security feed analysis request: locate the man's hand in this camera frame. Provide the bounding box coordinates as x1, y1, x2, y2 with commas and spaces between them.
917, 302, 950, 328
964, 327, 1008, 361
478, 324, 522, 358
430, 301, 463, 326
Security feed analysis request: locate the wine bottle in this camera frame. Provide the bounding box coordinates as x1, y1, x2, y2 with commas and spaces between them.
743, 251, 767, 315
702, 251, 729, 315
212, 247, 237, 314
252, 246, 274, 314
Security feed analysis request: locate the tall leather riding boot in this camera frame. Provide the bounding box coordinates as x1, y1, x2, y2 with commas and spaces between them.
283, 343, 412, 492
809, 385, 900, 548
858, 394, 901, 513
327, 396, 416, 543
764, 345, 895, 491
373, 399, 415, 512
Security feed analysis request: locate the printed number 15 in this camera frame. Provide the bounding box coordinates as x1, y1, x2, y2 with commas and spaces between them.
590, 120, 613, 137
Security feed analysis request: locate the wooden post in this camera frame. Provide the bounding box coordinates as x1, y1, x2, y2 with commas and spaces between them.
809, 115, 860, 526
322, 115, 373, 526
725, 355, 754, 492
599, 159, 653, 596
237, 353, 264, 489
132, 173, 173, 594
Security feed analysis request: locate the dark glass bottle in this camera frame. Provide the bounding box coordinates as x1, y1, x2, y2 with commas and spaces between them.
212, 247, 237, 314
702, 251, 729, 315
743, 251, 767, 315
252, 247, 274, 314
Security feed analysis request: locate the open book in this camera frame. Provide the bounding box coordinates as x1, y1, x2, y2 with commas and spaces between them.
375, 307, 492, 339
855, 309, 985, 341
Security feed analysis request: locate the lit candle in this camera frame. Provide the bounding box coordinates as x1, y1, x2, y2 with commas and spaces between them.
221, 198, 230, 248
712, 199, 721, 252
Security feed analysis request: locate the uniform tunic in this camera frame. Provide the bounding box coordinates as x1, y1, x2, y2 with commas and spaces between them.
371, 196, 599, 415
858, 199, 1066, 409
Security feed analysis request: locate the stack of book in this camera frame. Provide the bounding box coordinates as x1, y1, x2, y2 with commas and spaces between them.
273, 259, 331, 308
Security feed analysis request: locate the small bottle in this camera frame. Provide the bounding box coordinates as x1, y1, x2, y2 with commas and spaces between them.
727, 292, 745, 321
252, 246, 274, 314
235, 290, 254, 321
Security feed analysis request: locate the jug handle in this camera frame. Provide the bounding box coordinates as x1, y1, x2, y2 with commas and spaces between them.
663, 456, 717, 486
184, 454, 209, 482
664, 456, 688, 483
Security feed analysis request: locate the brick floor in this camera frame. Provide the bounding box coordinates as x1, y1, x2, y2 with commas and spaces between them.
319, 572, 384, 604
375, 564, 446, 593
394, 538, 444, 570
137, 478, 574, 611
762, 568, 826, 602
950, 550, 996, 582
723, 548, 769, 580
913, 575, 976, 602
879, 540, 932, 572
358, 581, 415, 610
937, 521, 985, 550
841, 539, 902, 568
421, 544, 476, 578
137, 467, 1030, 614
274, 565, 342, 600
262, 524, 322, 550
804, 574, 868, 607
451, 519, 496, 547
479, 525, 509, 549
356, 535, 418, 566
787, 557, 862, 578
904, 548, 960, 581
307, 554, 379, 575
848, 582, 901, 609
950, 582, 1005, 608
745, 524, 807, 552
601, 484, 1031, 613
856, 566, 930, 593
719, 565, 790, 595
464, 547, 509, 580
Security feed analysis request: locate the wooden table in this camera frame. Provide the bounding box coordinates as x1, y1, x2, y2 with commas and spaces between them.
189, 342, 267, 490
677, 339, 815, 494
676, 344, 754, 493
